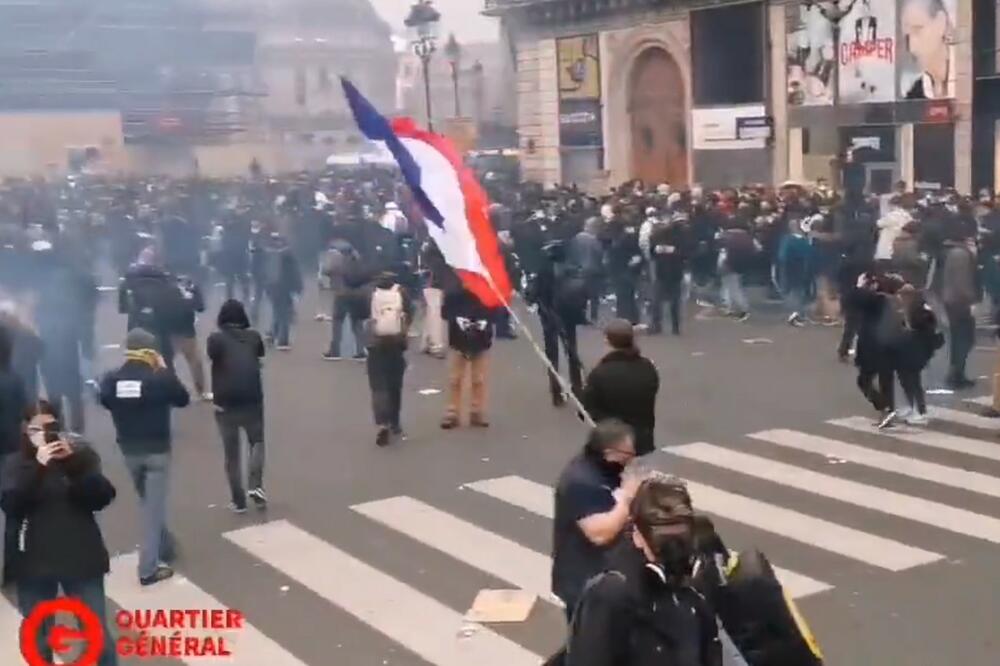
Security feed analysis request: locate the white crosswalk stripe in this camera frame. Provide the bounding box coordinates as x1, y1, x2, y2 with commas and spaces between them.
466, 475, 832, 598
829, 416, 1000, 463
352, 496, 558, 604
669, 442, 1000, 544
754, 429, 1000, 500
0, 595, 23, 664
926, 406, 1000, 430
106, 553, 307, 665
967, 395, 993, 407
224, 520, 541, 666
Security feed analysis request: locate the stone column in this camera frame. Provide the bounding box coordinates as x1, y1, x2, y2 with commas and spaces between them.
899, 123, 914, 189
537, 38, 562, 186
769, 3, 788, 185
954, 0, 973, 193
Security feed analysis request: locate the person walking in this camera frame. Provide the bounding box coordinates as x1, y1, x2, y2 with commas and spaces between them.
260, 232, 303, 350
941, 238, 978, 389
322, 238, 370, 361
581, 320, 660, 455
99, 328, 189, 586
895, 284, 943, 425
418, 239, 449, 358
365, 272, 414, 447
1, 401, 119, 666
440, 289, 495, 429
167, 274, 209, 400
207, 300, 267, 512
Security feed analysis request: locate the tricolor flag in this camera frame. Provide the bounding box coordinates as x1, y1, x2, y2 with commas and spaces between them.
341, 78, 513, 309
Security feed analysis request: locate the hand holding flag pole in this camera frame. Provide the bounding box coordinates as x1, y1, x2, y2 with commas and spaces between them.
340, 78, 595, 426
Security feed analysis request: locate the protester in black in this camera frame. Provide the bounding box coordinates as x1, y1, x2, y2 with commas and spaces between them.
850, 272, 905, 428
552, 420, 639, 618
208, 300, 267, 512
564, 476, 721, 666
1, 401, 118, 666
0, 326, 27, 584
582, 320, 660, 455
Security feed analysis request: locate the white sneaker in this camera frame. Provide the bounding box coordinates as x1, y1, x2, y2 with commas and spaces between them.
200, 392, 214, 402
905, 413, 929, 426
895, 406, 913, 421
877, 410, 898, 430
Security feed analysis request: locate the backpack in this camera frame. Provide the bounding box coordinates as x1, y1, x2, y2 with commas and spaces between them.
554, 263, 588, 315
370, 285, 404, 337
714, 549, 824, 666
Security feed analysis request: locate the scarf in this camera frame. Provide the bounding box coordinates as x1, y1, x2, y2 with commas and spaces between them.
125, 348, 161, 369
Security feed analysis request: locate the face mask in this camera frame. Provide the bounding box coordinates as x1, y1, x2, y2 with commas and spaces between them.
598, 457, 626, 477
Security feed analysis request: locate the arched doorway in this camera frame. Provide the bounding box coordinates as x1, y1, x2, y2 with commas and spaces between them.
628, 47, 688, 187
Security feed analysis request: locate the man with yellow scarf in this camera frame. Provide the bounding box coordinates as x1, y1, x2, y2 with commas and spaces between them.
99, 328, 190, 586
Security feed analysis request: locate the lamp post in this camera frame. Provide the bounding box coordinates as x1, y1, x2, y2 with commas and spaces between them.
471, 59, 484, 124
817, 0, 858, 108
444, 33, 462, 117
405, 0, 441, 131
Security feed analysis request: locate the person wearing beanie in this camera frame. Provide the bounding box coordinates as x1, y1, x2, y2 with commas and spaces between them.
99, 328, 189, 586
207, 300, 267, 512
580, 319, 660, 455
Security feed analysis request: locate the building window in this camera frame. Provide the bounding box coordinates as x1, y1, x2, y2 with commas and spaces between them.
295, 68, 307, 107
318, 66, 332, 92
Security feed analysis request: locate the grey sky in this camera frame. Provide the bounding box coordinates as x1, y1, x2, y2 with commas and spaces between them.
370, 0, 499, 44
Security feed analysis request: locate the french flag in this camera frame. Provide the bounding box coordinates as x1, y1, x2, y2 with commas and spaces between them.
341, 78, 513, 309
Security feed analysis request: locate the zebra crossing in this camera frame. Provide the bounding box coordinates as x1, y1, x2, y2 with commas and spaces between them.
3, 399, 1000, 665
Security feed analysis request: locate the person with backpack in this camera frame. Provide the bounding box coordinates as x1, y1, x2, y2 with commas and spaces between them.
118, 253, 177, 367
207, 300, 267, 512
561, 475, 721, 666
365, 271, 414, 447
322, 238, 370, 360
440, 289, 495, 429
260, 232, 303, 350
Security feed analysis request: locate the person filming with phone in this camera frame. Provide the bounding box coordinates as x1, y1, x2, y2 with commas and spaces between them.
1, 400, 119, 666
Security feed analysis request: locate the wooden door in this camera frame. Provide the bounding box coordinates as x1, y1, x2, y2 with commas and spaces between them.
629, 48, 688, 187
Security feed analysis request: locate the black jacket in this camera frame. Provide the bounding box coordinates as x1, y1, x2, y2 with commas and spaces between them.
0, 444, 115, 580
566, 545, 721, 666
649, 223, 690, 284
207, 326, 265, 408
444, 290, 496, 356
99, 361, 190, 453
0, 370, 26, 455
118, 264, 175, 334
582, 350, 659, 455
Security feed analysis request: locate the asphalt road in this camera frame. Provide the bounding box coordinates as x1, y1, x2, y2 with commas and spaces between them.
3, 280, 1000, 665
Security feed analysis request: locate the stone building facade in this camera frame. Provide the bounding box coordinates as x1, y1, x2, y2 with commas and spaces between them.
487, 0, 977, 194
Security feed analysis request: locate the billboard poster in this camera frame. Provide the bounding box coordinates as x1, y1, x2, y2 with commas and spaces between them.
557, 34, 603, 147
838, 0, 896, 103
787, 1, 835, 106
899, 0, 956, 99
557, 34, 601, 101
692, 105, 768, 150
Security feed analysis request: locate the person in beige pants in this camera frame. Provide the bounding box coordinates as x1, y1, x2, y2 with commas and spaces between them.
440, 290, 494, 429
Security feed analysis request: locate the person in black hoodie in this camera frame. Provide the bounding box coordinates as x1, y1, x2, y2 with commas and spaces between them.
1, 400, 118, 666
582, 320, 660, 456
0, 326, 27, 584
440, 289, 495, 429
849, 272, 905, 429
207, 300, 267, 512
118, 257, 178, 367
260, 232, 303, 350
99, 328, 189, 586
564, 476, 721, 666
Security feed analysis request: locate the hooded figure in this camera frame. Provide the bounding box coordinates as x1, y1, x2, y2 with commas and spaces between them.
206, 300, 267, 513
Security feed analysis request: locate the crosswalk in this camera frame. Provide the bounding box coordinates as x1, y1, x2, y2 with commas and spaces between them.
3, 399, 1000, 665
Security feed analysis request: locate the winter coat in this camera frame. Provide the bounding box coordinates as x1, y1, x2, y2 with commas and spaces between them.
894, 298, 943, 372
99, 361, 190, 454
444, 291, 495, 356
648, 223, 690, 285
0, 370, 26, 455
207, 323, 265, 408
582, 349, 660, 455
0, 443, 115, 581
850, 287, 901, 371
941, 244, 977, 307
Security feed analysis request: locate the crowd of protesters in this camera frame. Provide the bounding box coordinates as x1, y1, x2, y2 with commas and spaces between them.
1, 160, 1000, 663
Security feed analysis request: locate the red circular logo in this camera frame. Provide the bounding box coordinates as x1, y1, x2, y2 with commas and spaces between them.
20, 597, 104, 666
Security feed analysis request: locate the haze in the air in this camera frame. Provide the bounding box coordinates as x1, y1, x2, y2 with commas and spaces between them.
370, 0, 499, 43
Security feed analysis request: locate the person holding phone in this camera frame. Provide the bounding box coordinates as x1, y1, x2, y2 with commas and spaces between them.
1, 400, 118, 666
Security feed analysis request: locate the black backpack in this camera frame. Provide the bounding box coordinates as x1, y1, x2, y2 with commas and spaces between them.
712, 550, 824, 666
554, 263, 588, 315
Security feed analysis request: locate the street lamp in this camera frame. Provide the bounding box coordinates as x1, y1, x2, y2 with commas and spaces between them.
471, 60, 484, 124
405, 0, 441, 131
444, 33, 462, 117
817, 0, 858, 107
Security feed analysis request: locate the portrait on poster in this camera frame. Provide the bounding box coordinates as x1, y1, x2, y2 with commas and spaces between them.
838, 0, 896, 103
899, 0, 956, 99
786, 1, 835, 106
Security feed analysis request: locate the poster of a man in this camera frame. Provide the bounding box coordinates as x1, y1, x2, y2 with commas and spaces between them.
899, 0, 955, 99
787, 0, 835, 106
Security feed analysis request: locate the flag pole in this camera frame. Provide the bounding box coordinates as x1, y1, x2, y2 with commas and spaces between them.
483, 273, 596, 428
